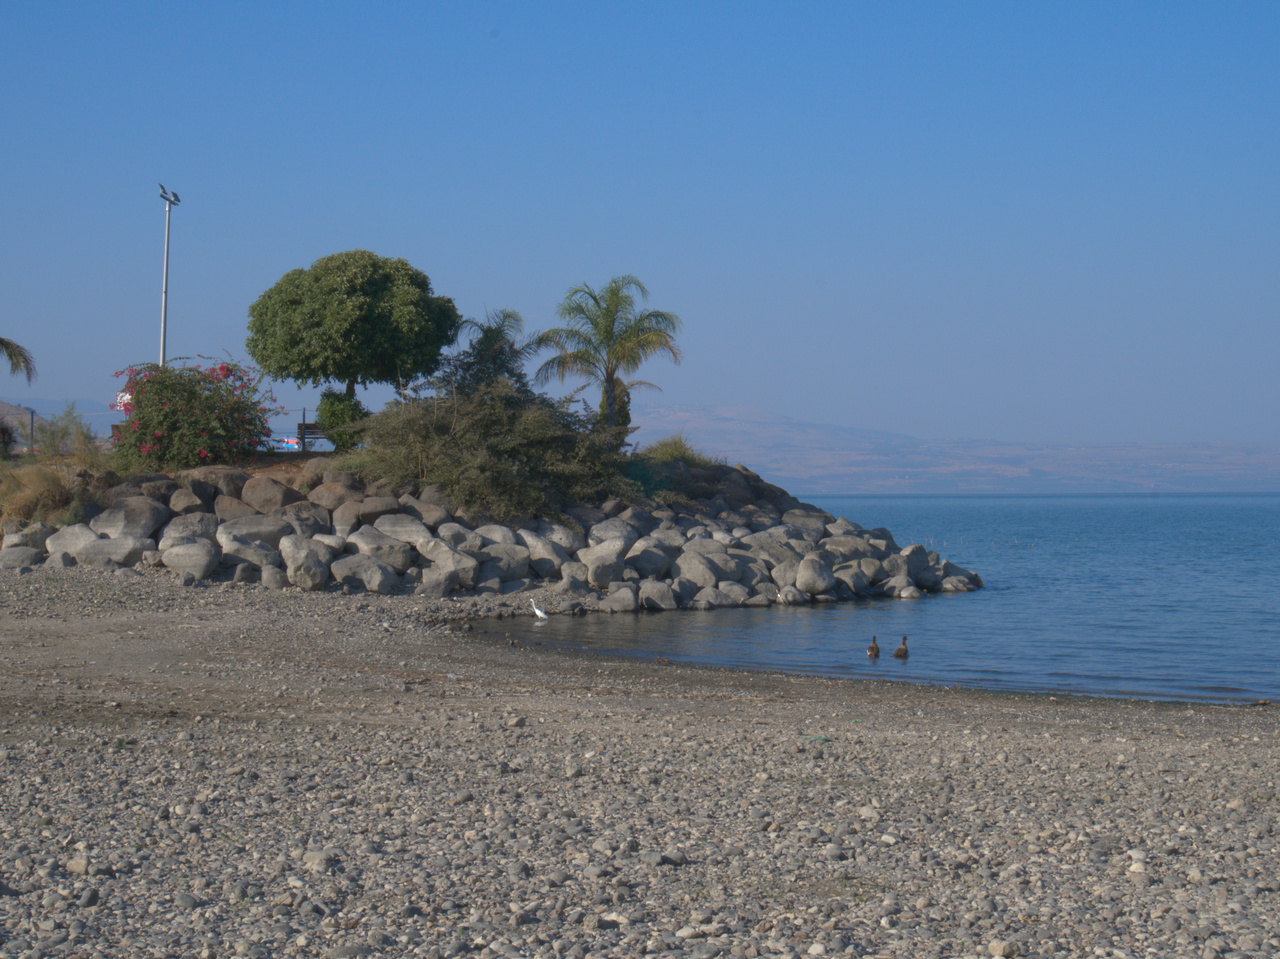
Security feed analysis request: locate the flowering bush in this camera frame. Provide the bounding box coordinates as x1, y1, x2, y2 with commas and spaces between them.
110, 359, 281, 470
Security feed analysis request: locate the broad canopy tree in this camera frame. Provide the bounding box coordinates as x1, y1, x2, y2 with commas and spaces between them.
246, 250, 461, 399
533, 275, 681, 430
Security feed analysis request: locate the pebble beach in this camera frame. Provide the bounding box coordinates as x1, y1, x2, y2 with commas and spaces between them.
1, 567, 1278, 959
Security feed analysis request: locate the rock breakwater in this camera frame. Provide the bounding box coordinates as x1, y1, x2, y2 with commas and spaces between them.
0, 460, 981, 611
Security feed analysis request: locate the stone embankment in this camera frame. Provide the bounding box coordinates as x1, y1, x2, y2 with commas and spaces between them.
0, 461, 981, 610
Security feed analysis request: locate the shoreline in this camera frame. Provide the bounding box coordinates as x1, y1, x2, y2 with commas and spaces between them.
2, 567, 1279, 958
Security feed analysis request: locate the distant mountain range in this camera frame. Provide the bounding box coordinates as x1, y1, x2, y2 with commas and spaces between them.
629, 404, 1280, 494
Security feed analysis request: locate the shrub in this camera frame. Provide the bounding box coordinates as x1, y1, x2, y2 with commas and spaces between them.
315, 389, 370, 453
109, 359, 279, 471
0, 464, 75, 526
347, 380, 633, 520
636, 433, 725, 471
30, 403, 102, 467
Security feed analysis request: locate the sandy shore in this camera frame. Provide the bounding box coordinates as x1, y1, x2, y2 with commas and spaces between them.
1, 567, 1278, 958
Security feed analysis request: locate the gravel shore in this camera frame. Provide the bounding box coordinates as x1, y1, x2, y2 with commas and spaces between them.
2, 567, 1278, 959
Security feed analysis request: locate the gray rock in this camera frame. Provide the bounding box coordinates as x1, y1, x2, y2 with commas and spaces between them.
477, 543, 531, 581
0, 547, 43, 569
76, 536, 154, 568
419, 540, 479, 589
346, 526, 413, 573
167, 488, 208, 515
158, 512, 220, 549
88, 495, 171, 540
241, 475, 305, 513
474, 524, 518, 545
670, 551, 719, 589
637, 580, 679, 610
691, 586, 738, 608
414, 567, 459, 598
534, 520, 586, 554
307, 482, 363, 511
219, 535, 283, 569
288, 553, 331, 591
217, 515, 293, 551
436, 522, 483, 551
213, 495, 260, 522
588, 517, 641, 550
331, 553, 399, 594
373, 514, 435, 553
777, 584, 810, 605
260, 565, 290, 590
331, 501, 363, 538
398, 494, 451, 529
598, 585, 638, 612
175, 466, 249, 499
280, 534, 336, 568
625, 539, 676, 579
795, 555, 838, 596
161, 540, 220, 580
2, 522, 54, 551
578, 539, 627, 588
357, 496, 401, 524
274, 501, 332, 538
516, 529, 571, 579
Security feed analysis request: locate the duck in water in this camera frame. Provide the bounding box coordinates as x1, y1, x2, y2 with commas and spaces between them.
893, 636, 909, 659
867, 636, 880, 659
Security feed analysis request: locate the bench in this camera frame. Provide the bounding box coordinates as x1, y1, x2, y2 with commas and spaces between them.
297, 422, 326, 452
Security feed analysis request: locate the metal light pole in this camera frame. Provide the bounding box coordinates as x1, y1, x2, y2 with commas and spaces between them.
158, 183, 181, 365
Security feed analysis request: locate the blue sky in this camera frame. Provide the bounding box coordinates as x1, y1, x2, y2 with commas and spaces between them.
2, 1, 1276, 447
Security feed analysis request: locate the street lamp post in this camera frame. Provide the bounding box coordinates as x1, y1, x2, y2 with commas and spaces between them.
158, 183, 181, 365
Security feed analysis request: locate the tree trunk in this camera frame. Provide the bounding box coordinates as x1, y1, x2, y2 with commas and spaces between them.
602, 376, 617, 429
345, 377, 357, 399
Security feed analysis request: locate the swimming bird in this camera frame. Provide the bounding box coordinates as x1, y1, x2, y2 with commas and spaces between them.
867, 636, 880, 659
893, 636, 909, 659
531, 598, 548, 620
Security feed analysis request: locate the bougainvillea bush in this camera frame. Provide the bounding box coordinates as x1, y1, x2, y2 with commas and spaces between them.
110, 360, 280, 471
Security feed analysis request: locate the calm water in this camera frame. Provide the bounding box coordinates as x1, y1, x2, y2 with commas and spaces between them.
495, 494, 1280, 703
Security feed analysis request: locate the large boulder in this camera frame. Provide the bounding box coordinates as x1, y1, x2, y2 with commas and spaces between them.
588, 518, 641, 551
274, 501, 332, 538
669, 551, 719, 590
45, 524, 101, 556
599, 585, 639, 612
331, 501, 363, 538
176, 466, 249, 500
217, 515, 293, 551
214, 496, 260, 522
625, 537, 677, 579
288, 552, 331, 591
0, 546, 44, 569
241, 475, 305, 513
167, 488, 209, 516
516, 529, 571, 579
331, 553, 399, 595
637, 580, 679, 611
2, 522, 55, 551
419, 540, 479, 589
373, 514, 435, 554
161, 540, 220, 580
534, 521, 586, 554
89, 496, 170, 540
477, 543, 531, 582
158, 513, 220, 550
77, 536, 155, 568
577, 539, 627, 589
219, 535, 282, 569
307, 482, 363, 511
398, 494, 452, 529
357, 496, 401, 524
279, 533, 337, 568
436, 522, 483, 552
474, 524, 518, 546
795, 555, 838, 596
347, 526, 413, 574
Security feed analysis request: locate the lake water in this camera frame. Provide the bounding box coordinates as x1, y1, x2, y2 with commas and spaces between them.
496, 494, 1280, 704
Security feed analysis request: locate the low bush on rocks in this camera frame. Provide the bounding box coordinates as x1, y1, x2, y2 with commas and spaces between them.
109, 360, 280, 471
345, 380, 633, 520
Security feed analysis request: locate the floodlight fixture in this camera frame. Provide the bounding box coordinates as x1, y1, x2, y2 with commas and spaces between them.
158, 184, 181, 364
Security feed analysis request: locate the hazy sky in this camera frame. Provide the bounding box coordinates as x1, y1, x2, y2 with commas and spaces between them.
2, 1, 1276, 446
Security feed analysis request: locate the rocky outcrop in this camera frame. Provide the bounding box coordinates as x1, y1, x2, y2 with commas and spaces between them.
2, 462, 982, 610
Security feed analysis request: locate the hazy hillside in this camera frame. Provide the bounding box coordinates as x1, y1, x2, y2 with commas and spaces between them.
630, 404, 1280, 494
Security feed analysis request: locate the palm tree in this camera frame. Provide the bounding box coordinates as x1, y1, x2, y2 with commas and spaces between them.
533, 276, 681, 430
1, 337, 36, 383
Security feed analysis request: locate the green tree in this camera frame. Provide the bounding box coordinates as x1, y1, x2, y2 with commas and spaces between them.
1, 337, 36, 382
533, 275, 681, 430
246, 250, 462, 399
